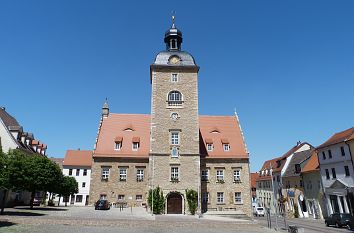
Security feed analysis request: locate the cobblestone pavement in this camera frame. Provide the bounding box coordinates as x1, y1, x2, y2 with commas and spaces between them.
0, 206, 275, 233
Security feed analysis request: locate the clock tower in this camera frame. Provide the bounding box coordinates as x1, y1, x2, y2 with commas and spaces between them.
149, 17, 201, 214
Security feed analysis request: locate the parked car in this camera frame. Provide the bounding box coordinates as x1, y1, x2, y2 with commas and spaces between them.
254, 207, 265, 217
95, 200, 110, 210
325, 213, 354, 228
33, 197, 42, 206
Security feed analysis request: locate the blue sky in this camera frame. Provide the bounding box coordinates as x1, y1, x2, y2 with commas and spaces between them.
0, 1, 353, 172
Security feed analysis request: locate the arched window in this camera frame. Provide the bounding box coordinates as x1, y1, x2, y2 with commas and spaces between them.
168, 91, 183, 106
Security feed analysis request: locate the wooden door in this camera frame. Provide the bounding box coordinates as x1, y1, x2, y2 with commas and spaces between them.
167, 193, 182, 214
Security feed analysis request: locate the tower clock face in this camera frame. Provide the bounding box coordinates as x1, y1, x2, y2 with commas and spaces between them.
171, 112, 179, 121
169, 55, 180, 64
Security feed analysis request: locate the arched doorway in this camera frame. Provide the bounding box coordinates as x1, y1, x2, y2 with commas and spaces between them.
167, 192, 182, 214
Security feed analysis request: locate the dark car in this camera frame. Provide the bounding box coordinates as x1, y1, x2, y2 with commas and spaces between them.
95, 200, 110, 210
325, 213, 354, 228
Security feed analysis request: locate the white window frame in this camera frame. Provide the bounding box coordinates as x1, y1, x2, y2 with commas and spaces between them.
76, 169, 80, 176
207, 143, 213, 151
233, 169, 241, 182
234, 192, 242, 204
168, 91, 183, 106
171, 167, 179, 181
136, 169, 144, 182
217, 192, 224, 203
136, 195, 143, 201
216, 170, 224, 182
132, 142, 139, 151
101, 167, 110, 180
171, 73, 178, 82
171, 131, 179, 145
118, 195, 125, 201
201, 170, 209, 181
119, 168, 127, 181
223, 143, 230, 151
115, 142, 122, 150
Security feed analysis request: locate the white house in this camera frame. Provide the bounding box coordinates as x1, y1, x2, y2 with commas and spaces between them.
60, 150, 92, 206
317, 127, 354, 216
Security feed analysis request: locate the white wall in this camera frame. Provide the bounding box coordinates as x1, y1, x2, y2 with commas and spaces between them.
0, 120, 18, 153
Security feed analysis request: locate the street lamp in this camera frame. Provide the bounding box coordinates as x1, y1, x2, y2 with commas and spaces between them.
270, 163, 279, 230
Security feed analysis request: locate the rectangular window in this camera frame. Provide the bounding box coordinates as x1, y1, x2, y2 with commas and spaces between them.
217, 192, 224, 203
328, 150, 332, 159
101, 167, 110, 180
322, 151, 326, 160
234, 192, 242, 203
136, 195, 142, 201
137, 169, 144, 182
69, 169, 73, 176
118, 195, 125, 201
171, 146, 179, 157
223, 144, 230, 151
202, 192, 209, 203
171, 167, 179, 182
207, 143, 213, 151
295, 164, 301, 174
132, 142, 139, 151
341, 147, 345, 156
75, 195, 83, 203
119, 168, 127, 181
171, 73, 178, 82
276, 175, 280, 182
201, 170, 209, 181
115, 142, 122, 150
82, 182, 86, 188
76, 169, 80, 176
325, 169, 330, 180
83, 169, 87, 176
331, 168, 336, 179
345, 166, 350, 177
233, 170, 241, 182
216, 170, 224, 182
171, 132, 179, 145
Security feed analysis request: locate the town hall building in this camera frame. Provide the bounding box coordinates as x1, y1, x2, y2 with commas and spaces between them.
89, 19, 252, 217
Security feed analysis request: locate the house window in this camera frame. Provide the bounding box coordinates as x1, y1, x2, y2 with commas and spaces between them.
118, 195, 125, 201
76, 169, 80, 176
341, 147, 345, 156
100, 194, 107, 200
83, 169, 87, 176
115, 142, 122, 150
119, 168, 127, 181
223, 144, 230, 151
295, 164, 301, 174
168, 91, 182, 106
82, 182, 86, 188
216, 170, 224, 182
170, 39, 177, 49
69, 169, 73, 176
276, 175, 280, 182
171, 132, 179, 145
171, 73, 178, 82
201, 170, 209, 181
137, 169, 144, 182
331, 168, 336, 179
325, 169, 330, 180
136, 195, 142, 201
345, 166, 350, 177
101, 167, 110, 180
322, 152, 326, 160
202, 192, 209, 203
234, 192, 242, 204
171, 146, 179, 157
233, 170, 241, 182
75, 195, 83, 203
171, 167, 179, 182
217, 192, 224, 203
328, 150, 332, 159
207, 143, 213, 151
132, 142, 139, 151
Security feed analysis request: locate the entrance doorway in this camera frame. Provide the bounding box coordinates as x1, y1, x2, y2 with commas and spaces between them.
167, 192, 182, 214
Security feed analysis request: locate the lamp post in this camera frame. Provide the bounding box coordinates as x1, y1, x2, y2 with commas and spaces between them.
270, 163, 279, 230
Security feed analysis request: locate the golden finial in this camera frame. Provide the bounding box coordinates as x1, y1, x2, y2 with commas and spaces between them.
171, 10, 176, 28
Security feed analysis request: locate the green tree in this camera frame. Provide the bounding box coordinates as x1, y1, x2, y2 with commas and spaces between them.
57, 176, 78, 207
185, 189, 198, 215
7, 150, 63, 209
148, 186, 165, 214
0, 147, 11, 215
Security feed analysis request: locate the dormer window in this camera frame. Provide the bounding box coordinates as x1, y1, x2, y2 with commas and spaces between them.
295, 164, 301, 174
223, 144, 230, 151
168, 91, 183, 106
207, 143, 213, 151
115, 142, 122, 150
132, 142, 139, 151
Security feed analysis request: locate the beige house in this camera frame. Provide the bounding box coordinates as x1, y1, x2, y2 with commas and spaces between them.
89, 20, 252, 217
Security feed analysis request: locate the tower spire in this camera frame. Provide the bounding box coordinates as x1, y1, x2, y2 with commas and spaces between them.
171, 11, 176, 28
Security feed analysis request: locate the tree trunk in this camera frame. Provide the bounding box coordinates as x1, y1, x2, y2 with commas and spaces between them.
30, 190, 35, 209
0, 189, 8, 215
57, 195, 61, 206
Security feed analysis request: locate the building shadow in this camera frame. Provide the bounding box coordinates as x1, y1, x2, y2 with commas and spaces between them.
0, 220, 17, 227
14, 207, 68, 211
2, 211, 45, 216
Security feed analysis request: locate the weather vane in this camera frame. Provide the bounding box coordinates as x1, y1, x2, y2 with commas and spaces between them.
172, 10, 176, 25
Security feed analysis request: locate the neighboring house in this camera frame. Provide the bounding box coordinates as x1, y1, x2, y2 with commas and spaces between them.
256, 142, 312, 214
89, 20, 252, 217
301, 151, 326, 219
49, 157, 64, 170
251, 173, 258, 209
317, 127, 354, 216
0, 107, 47, 207
47, 157, 64, 205
60, 150, 92, 206
282, 149, 313, 218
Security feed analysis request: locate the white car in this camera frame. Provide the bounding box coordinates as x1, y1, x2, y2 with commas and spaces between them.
254, 207, 265, 217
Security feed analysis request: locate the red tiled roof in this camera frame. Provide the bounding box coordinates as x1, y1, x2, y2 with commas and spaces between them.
317, 127, 354, 149
251, 173, 258, 188
302, 151, 319, 173
63, 150, 92, 167
94, 114, 248, 159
